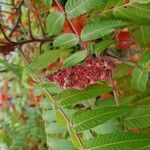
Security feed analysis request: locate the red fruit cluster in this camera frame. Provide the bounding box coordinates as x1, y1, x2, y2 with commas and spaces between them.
45, 56, 115, 90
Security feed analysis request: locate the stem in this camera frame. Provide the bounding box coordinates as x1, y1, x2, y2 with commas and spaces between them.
0, 24, 15, 43
28, 10, 34, 39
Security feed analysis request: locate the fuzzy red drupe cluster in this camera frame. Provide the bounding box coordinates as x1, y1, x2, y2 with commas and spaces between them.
45, 56, 115, 90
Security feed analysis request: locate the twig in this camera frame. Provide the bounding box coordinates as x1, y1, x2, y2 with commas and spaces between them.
28, 3, 46, 38
8, 13, 21, 37
28, 10, 34, 39
0, 19, 52, 46
0, 23, 14, 43
15, 37, 52, 46
8, 1, 23, 37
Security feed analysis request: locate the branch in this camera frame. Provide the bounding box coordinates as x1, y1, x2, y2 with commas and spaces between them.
14, 37, 52, 46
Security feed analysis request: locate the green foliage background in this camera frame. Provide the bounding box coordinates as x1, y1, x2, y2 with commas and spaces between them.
0, 0, 150, 150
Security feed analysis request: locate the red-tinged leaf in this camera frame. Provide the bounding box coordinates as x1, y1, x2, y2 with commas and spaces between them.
117, 42, 131, 49
116, 31, 130, 41
28, 89, 41, 105
0, 93, 10, 101
40, 60, 62, 74
63, 20, 72, 33
7, 12, 17, 24
116, 31, 135, 49
63, 14, 88, 34
50, 4, 61, 12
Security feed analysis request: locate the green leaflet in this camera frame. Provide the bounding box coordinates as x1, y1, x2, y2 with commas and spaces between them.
120, 94, 138, 106
72, 106, 132, 132
135, 0, 150, 4
113, 63, 131, 79
103, 0, 124, 9
63, 50, 88, 67
46, 11, 65, 35
113, 3, 150, 24
131, 25, 150, 46
33, 82, 63, 95
65, 0, 104, 19
45, 122, 66, 134
132, 50, 150, 92
96, 98, 116, 107
47, 138, 76, 150
81, 20, 126, 41
84, 132, 150, 150
93, 40, 115, 54
124, 107, 150, 128
56, 110, 68, 126
42, 110, 56, 122
0, 59, 22, 77
131, 68, 149, 92
69, 127, 83, 149
39, 82, 63, 94
133, 96, 150, 106
139, 49, 150, 71
92, 119, 122, 135
30, 49, 68, 71
57, 83, 112, 107
53, 33, 79, 48
44, 0, 52, 8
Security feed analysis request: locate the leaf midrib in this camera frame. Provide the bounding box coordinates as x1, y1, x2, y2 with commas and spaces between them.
86, 139, 150, 150
58, 87, 102, 103
82, 22, 124, 40
73, 109, 128, 127
55, 36, 78, 47
67, 0, 89, 15
51, 13, 64, 34
125, 114, 150, 121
